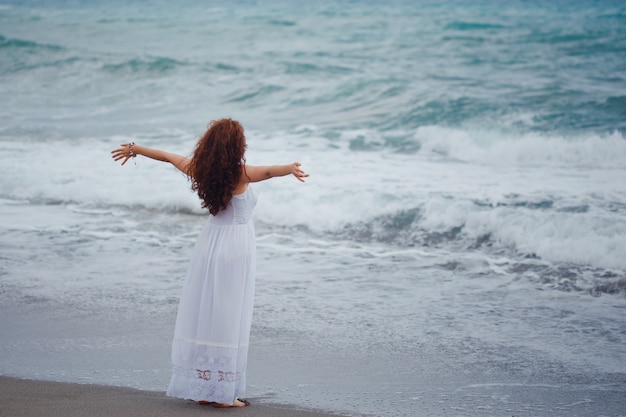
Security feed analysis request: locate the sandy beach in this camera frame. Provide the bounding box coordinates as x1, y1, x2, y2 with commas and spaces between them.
0, 376, 347, 417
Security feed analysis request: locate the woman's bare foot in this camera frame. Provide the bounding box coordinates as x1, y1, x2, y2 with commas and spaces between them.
213, 399, 249, 408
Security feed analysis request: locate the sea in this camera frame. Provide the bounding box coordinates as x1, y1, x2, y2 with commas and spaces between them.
1, 1, 625, 416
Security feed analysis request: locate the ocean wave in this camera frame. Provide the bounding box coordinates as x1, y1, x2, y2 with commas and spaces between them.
0, 34, 63, 51
101, 56, 187, 74
3, 191, 624, 298
213, 62, 241, 72
598, 11, 626, 20
388, 97, 492, 130
282, 60, 355, 75
15, 197, 203, 217
600, 95, 626, 115
2, 55, 85, 74
331, 201, 626, 295
225, 84, 286, 104
0, 34, 68, 74
444, 22, 506, 31
412, 127, 626, 168
536, 265, 626, 296
367, 89, 626, 133
1, 38, 201, 80
524, 30, 603, 45
339, 125, 626, 168
268, 19, 296, 27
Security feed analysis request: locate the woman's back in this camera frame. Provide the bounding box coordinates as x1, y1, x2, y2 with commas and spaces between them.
207, 187, 257, 226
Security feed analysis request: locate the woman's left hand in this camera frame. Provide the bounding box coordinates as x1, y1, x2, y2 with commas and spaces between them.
290, 162, 309, 182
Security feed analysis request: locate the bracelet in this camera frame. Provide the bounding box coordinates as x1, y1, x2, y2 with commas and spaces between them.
129, 142, 136, 158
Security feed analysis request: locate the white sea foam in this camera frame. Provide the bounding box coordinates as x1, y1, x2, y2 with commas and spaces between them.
3, 126, 624, 272
415, 126, 626, 168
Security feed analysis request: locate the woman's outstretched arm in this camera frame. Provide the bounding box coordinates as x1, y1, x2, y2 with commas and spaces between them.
244, 163, 309, 183
111, 143, 191, 175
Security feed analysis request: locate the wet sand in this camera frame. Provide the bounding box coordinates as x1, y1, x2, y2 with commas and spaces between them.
0, 376, 349, 417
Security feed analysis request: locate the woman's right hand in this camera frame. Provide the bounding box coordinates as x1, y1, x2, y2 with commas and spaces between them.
111, 143, 135, 166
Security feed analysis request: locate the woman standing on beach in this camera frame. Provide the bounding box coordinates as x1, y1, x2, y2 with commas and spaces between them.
111, 118, 308, 408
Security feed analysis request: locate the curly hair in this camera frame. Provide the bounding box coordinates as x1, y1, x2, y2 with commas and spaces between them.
188, 119, 246, 215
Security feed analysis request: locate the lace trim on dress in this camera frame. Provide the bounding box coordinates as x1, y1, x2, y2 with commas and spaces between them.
168, 356, 245, 403
194, 369, 241, 382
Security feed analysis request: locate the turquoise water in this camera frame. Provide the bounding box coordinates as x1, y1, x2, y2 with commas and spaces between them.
1, 1, 625, 416
2, 1, 625, 135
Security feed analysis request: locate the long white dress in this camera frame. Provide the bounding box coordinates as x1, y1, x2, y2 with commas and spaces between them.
166, 186, 257, 404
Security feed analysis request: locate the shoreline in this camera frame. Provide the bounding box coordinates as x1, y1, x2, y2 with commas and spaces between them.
0, 376, 351, 417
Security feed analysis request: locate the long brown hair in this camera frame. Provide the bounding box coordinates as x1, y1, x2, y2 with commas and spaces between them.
188, 119, 246, 215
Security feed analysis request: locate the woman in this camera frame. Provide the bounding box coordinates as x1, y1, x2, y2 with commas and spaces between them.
111, 118, 308, 408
